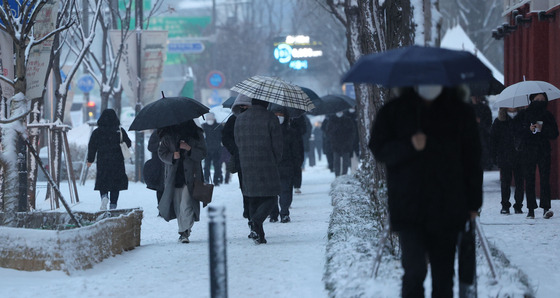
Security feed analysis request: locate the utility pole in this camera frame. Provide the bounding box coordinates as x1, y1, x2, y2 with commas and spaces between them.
135, 0, 144, 182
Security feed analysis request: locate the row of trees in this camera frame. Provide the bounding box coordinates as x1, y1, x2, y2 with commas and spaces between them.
0, 0, 165, 226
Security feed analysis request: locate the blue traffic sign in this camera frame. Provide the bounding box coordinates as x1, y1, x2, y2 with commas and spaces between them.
77, 75, 95, 93
168, 42, 205, 54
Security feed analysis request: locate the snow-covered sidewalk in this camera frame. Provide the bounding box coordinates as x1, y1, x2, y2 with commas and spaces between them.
2, 160, 559, 298
0, 160, 334, 298
480, 171, 560, 298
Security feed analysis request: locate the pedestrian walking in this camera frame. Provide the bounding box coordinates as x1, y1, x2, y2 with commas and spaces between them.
86, 109, 131, 210
369, 85, 483, 298
346, 107, 360, 173
158, 120, 207, 243
269, 106, 303, 223
201, 113, 223, 186
321, 117, 334, 172
222, 94, 255, 238
290, 115, 307, 194
312, 121, 323, 161
490, 107, 525, 214
325, 111, 355, 177
470, 95, 494, 170
234, 98, 283, 244
144, 130, 165, 205
515, 92, 558, 219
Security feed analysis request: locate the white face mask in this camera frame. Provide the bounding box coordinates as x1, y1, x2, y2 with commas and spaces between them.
207, 120, 215, 125
507, 111, 517, 118
277, 116, 285, 124
335, 112, 344, 117
415, 85, 443, 101
348, 108, 355, 113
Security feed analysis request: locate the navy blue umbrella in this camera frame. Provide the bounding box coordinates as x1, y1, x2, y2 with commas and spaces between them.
341, 45, 493, 87
309, 94, 356, 115
222, 96, 236, 108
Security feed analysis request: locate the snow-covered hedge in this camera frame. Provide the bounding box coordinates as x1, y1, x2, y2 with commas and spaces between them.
324, 174, 535, 297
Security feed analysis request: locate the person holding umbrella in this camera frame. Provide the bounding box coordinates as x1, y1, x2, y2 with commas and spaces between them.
158, 120, 207, 243
87, 109, 131, 210
269, 105, 303, 223
490, 107, 525, 214
514, 92, 558, 219
222, 94, 256, 238
369, 85, 483, 298
234, 98, 283, 244
344, 45, 490, 298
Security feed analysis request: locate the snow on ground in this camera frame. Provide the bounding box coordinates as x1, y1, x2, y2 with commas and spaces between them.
1, 156, 559, 297
1, 159, 333, 298
480, 171, 560, 298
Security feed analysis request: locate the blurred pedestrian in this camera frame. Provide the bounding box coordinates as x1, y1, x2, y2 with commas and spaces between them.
158, 120, 207, 243
87, 109, 131, 210
369, 85, 483, 298
321, 116, 334, 172
235, 98, 282, 244
346, 107, 360, 173
490, 107, 524, 214
325, 111, 355, 176
144, 129, 165, 205
515, 92, 558, 219
269, 106, 303, 223
290, 115, 307, 194
312, 121, 323, 161
201, 113, 223, 186
470, 95, 493, 170
222, 94, 255, 237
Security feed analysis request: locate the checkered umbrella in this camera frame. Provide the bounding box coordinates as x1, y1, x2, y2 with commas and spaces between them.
230, 75, 315, 111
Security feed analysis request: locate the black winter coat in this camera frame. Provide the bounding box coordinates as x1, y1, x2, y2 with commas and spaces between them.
490, 116, 523, 167
87, 110, 131, 191
369, 91, 483, 233
202, 122, 223, 152
515, 102, 559, 156
278, 121, 304, 178
326, 115, 355, 154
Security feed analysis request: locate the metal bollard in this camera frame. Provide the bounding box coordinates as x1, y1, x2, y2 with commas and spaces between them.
208, 205, 227, 298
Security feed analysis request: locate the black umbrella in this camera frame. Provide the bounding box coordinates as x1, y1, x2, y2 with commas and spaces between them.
309, 94, 356, 115
300, 86, 322, 108
469, 76, 504, 96
341, 45, 493, 87
129, 96, 210, 131
222, 96, 236, 108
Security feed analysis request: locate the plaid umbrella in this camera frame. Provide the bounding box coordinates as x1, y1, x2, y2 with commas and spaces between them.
230, 75, 315, 111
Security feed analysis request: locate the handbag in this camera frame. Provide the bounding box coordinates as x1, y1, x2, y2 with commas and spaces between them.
119, 128, 132, 159
192, 176, 214, 205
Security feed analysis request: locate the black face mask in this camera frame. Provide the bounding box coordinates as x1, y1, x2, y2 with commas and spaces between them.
529, 100, 547, 110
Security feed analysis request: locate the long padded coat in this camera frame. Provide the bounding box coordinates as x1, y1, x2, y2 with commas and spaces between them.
157, 129, 207, 222
87, 109, 131, 192
234, 105, 283, 197
369, 89, 483, 233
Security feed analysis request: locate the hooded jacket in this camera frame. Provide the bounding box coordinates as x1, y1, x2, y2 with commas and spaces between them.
87, 109, 131, 191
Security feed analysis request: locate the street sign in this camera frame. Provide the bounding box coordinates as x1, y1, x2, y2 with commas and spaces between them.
77, 75, 95, 93
168, 42, 205, 54
206, 71, 225, 89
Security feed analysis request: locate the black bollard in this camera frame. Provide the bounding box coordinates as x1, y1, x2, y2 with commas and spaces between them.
208, 205, 227, 298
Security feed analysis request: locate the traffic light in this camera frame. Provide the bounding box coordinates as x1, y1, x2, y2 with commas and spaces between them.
86, 101, 96, 120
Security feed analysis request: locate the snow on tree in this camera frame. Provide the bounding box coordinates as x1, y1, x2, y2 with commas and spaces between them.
321, 0, 441, 250
0, 0, 102, 225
